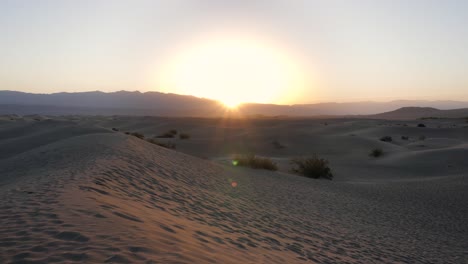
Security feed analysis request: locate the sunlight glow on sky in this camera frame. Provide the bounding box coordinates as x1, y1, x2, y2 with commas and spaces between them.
0, 0, 467, 104
156, 34, 309, 106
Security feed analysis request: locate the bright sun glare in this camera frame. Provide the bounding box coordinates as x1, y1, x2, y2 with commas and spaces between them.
158, 37, 307, 108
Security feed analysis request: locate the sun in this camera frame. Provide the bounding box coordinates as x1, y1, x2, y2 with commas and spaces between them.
222, 100, 240, 109
157, 36, 307, 106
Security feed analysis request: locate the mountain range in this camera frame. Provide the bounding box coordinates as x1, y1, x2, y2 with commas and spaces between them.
1, 90, 468, 118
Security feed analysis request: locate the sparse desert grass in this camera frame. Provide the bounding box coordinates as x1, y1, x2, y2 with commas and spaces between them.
157, 130, 178, 138
233, 154, 278, 171
380, 136, 392, 142
401, 136, 409, 140
179, 133, 190, 139
147, 138, 176, 149
417, 123, 426, 127
290, 156, 333, 180
112, 127, 119, 131
369, 148, 384, 157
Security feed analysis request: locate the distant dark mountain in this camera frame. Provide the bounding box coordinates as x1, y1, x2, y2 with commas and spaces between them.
1, 90, 468, 117
237, 101, 468, 116
0, 90, 227, 116
369, 107, 468, 119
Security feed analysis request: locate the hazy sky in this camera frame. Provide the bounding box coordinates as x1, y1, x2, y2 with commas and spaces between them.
1, 0, 467, 104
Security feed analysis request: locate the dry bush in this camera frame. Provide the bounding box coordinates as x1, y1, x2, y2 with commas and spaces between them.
147, 139, 176, 149
179, 133, 190, 139
380, 136, 392, 142
369, 148, 384, 158
290, 156, 333, 180
272, 140, 286, 149
233, 154, 278, 171
130, 132, 144, 139
156, 130, 178, 138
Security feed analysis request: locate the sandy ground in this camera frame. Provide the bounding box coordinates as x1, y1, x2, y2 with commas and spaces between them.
0, 116, 467, 263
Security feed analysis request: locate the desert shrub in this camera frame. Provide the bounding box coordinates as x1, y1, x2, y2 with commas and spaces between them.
147, 139, 176, 149
233, 154, 278, 171
417, 123, 426, 128
156, 130, 178, 138
290, 156, 333, 180
112, 127, 119, 131
419, 135, 426, 141
401, 136, 409, 140
156, 131, 174, 138
179, 133, 190, 139
380, 136, 392, 142
124, 132, 130, 135
369, 148, 384, 157
272, 140, 285, 149
130, 132, 144, 139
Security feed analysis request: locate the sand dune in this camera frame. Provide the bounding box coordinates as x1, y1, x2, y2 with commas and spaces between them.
1, 117, 467, 263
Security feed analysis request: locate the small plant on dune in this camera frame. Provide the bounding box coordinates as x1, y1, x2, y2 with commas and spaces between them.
417, 123, 426, 128
369, 148, 384, 158
156, 130, 178, 138
401, 136, 409, 140
112, 127, 119, 132
130, 132, 145, 139
156, 131, 174, 138
179, 133, 190, 139
290, 156, 333, 180
380, 136, 392, 142
233, 154, 278, 171
124, 132, 130, 135
272, 140, 286, 149
147, 138, 176, 149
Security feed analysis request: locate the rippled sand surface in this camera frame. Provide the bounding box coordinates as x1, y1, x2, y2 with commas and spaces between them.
0, 117, 467, 263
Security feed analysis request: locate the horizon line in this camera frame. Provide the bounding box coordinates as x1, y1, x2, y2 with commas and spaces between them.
1, 89, 467, 106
